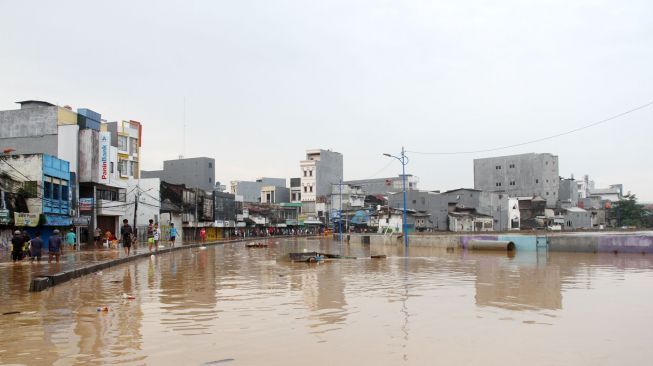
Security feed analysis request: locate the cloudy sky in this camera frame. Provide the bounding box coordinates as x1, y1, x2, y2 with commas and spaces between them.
1, 0, 652, 200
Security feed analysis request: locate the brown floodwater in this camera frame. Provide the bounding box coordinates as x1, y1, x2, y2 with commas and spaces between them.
1, 237, 653, 365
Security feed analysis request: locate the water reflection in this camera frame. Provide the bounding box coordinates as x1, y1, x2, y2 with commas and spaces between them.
1, 238, 653, 365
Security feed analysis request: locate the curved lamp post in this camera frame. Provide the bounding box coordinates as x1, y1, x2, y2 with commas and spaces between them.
383, 147, 409, 248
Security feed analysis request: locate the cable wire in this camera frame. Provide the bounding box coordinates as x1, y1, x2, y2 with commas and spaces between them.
407, 100, 653, 155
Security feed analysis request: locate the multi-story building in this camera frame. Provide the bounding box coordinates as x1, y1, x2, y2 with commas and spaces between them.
290, 177, 301, 203
299, 149, 343, 224
230, 177, 286, 203
142, 157, 216, 192
344, 175, 419, 196
0, 153, 71, 245
558, 177, 579, 208
474, 153, 559, 207
261, 185, 290, 204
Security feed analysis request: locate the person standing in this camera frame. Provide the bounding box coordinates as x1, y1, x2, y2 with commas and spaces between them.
169, 222, 177, 247
94, 227, 102, 248
120, 219, 133, 256
153, 223, 160, 251
199, 227, 206, 243
65, 228, 77, 250
48, 229, 63, 263
30, 231, 43, 263
11, 230, 24, 263
147, 219, 154, 249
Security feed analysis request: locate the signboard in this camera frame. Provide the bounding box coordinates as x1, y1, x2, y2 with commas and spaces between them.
44, 214, 72, 226
98, 131, 111, 183
0, 209, 10, 224
73, 216, 91, 226
14, 212, 39, 227
79, 198, 94, 211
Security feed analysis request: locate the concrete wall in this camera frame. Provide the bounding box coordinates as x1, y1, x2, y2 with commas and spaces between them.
0, 106, 59, 155
559, 178, 579, 207
57, 124, 79, 173
564, 209, 592, 229
344, 175, 419, 196
0, 154, 44, 214
78, 129, 100, 183
162, 157, 215, 191
474, 153, 559, 207
123, 178, 161, 227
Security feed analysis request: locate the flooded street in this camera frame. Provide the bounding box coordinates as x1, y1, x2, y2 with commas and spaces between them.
2, 237, 653, 365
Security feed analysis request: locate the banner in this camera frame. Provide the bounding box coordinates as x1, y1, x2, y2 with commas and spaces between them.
98, 131, 111, 183
14, 212, 39, 227
79, 198, 94, 211
0, 209, 10, 224
44, 214, 72, 226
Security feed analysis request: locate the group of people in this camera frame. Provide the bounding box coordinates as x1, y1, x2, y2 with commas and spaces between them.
10, 228, 70, 263
118, 219, 178, 255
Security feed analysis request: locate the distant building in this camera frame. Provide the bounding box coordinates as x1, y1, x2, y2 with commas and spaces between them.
290, 177, 301, 203
230, 177, 286, 203
142, 157, 215, 192
563, 207, 592, 230
558, 177, 579, 208
474, 153, 559, 207
590, 184, 623, 202
260, 185, 290, 204
299, 149, 343, 224
344, 175, 419, 196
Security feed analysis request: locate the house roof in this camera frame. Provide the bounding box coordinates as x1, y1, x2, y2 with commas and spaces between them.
448, 211, 493, 218
565, 207, 588, 213
443, 188, 481, 194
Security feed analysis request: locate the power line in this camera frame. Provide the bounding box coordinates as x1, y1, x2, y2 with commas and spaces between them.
407, 99, 653, 156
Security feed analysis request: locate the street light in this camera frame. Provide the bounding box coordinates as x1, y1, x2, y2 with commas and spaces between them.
382, 146, 409, 248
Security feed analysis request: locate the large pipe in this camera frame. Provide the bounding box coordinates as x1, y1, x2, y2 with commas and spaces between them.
468, 239, 515, 251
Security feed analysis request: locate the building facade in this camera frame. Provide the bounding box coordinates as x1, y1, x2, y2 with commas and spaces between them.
230, 177, 286, 203
142, 157, 216, 192
344, 175, 419, 196
299, 149, 343, 224
474, 153, 560, 207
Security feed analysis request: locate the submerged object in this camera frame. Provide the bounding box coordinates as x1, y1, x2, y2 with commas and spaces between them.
246, 242, 268, 248
371, 255, 387, 259
467, 240, 515, 251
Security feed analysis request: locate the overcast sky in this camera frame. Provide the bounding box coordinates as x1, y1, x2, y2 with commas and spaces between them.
1, 0, 652, 201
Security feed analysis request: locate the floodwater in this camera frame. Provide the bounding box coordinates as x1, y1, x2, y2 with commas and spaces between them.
1, 237, 653, 366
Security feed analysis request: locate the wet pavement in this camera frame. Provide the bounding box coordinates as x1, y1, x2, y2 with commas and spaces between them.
1, 237, 653, 365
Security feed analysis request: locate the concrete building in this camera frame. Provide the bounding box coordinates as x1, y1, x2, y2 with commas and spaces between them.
0, 153, 71, 246
300, 149, 343, 224
230, 177, 286, 203
448, 210, 494, 232
261, 185, 290, 204
290, 178, 301, 203
558, 177, 579, 208
142, 157, 215, 192
590, 184, 623, 202
563, 207, 592, 230
344, 175, 419, 196
474, 153, 559, 207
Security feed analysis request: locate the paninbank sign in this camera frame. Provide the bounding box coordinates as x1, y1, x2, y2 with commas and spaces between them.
98, 132, 111, 183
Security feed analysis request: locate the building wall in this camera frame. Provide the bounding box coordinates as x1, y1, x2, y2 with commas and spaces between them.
474, 153, 559, 207
564, 209, 591, 230
160, 157, 215, 191
57, 124, 79, 173
300, 149, 342, 207
0, 105, 58, 155
558, 178, 579, 207
231, 177, 286, 203
344, 175, 419, 196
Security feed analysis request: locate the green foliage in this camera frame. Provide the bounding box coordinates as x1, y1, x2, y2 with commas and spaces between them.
611, 194, 651, 228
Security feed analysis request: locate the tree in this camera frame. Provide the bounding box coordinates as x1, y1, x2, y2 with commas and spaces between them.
611, 194, 651, 228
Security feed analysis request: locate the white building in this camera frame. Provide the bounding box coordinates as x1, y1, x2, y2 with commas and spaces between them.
299, 149, 343, 224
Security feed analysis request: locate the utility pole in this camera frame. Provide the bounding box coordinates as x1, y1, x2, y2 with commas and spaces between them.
133, 189, 140, 237
195, 187, 199, 242
339, 179, 343, 242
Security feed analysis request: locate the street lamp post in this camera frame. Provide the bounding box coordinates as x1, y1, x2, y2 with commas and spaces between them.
383, 146, 409, 248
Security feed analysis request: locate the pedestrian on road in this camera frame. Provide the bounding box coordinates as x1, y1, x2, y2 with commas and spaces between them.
199, 228, 206, 242
65, 228, 77, 249
11, 230, 24, 263
48, 229, 63, 263
169, 223, 177, 247
121, 219, 133, 256
153, 223, 160, 251
30, 231, 43, 263
94, 227, 102, 248
22, 231, 31, 258
147, 219, 154, 248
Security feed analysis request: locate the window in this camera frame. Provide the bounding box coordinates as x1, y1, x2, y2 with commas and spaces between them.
118, 136, 128, 151
22, 181, 38, 198
61, 180, 68, 201
412, 200, 416, 204
495, 165, 502, 170
496, 182, 502, 187
304, 186, 307, 193
546, 192, 549, 195
509, 181, 516, 186
309, 186, 313, 193
309, 170, 313, 177
209, 177, 212, 183
44, 177, 52, 199
509, 164, 515, 168
536, 179, 539, 184
546, 179, 549, 183
118, 159, 128, 176
110, 162, 114, 173
209, 162, 213, 168
303, 170, 307, 177
129, 137, 138, 155
52, 178, 61, 200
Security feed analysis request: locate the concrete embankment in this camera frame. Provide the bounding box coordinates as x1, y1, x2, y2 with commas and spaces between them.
347, 231, 653, 253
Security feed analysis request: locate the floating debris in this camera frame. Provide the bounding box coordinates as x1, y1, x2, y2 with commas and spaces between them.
202, 359, 235, 365
122, 293, 136, 300
246, 242, 268, 248
2, 311, 20, 315
96, 307, 109, 312
371, 255, 387, 259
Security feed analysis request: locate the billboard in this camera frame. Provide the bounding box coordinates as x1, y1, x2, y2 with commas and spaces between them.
98, 131, 111, 183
